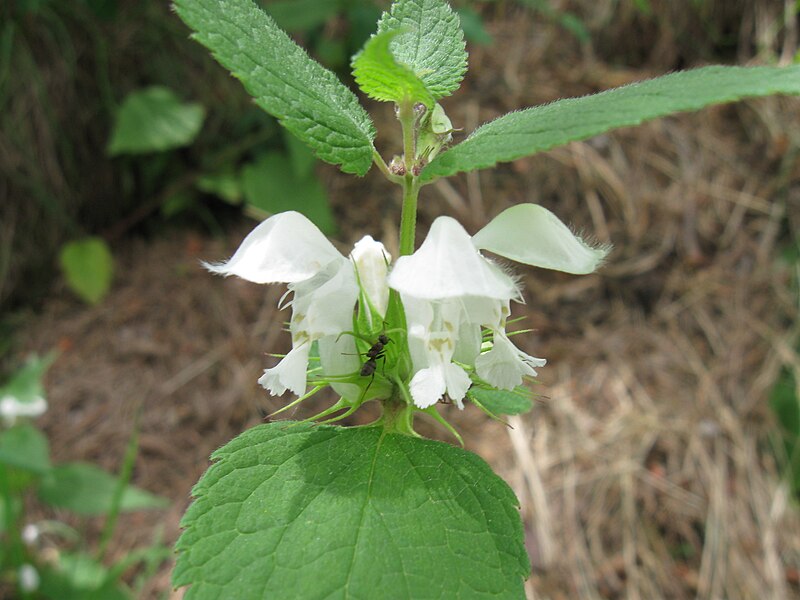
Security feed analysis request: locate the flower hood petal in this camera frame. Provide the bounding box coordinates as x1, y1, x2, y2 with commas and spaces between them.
472, 204, 610, 275
388, 216, 518, 300
205, 211, 345, 284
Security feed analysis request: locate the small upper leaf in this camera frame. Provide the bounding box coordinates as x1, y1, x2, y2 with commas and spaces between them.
422, 65, 800, 182
108, 86, 205, 155
59, 237, 114, 305
352, 30, 435, 107
173, 0, 376, 175
377, 0, 467, 100
173, 422, 528, 599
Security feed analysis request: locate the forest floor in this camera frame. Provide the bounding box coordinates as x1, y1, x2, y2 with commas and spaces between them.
16, 5, 800, 599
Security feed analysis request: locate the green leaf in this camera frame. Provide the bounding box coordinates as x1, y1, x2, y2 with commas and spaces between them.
260, 0, 341, 33
283, 129, 317, 178
173, 0, 376, 176
173, 423, 528, 599
196, 169, 243, 205
241, 152, 336, 234
770, 368, 800, 497
376, 0, 467, 100
107, 86, 205, 155
422, 65, 800, 182
59, 237, 114, 305
456, 7, 493, 46
468, 387, 534, 416
0, 353, 55, 407
37, 462, 168, 516
38, 553, 132, 600
0, 424, 51, 474
352, 30, 435, 107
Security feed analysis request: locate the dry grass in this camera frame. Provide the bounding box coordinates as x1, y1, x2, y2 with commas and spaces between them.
9, 1, 800, 598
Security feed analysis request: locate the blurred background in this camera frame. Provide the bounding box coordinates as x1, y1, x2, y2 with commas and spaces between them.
2, 0, 800, 597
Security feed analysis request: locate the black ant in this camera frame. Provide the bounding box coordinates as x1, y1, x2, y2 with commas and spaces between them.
360, 334, 390, 377
356, 334, 392, 402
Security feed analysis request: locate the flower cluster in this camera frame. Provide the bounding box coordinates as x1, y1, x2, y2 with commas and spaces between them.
207, 204, 608, 418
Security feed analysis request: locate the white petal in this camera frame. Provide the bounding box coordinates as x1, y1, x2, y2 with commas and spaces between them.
0, 395, 47, 421
475, 332, 546, 390
388, 216, 518, 300
472, 204, 610, 274
350, 235, 391, 318
19, 565, 39, 593
452, 321, 482, 366
409, 366, 446, 408
318, 334, 361, 402
258, 342, 311, 396
290, 262, 359, 340
443, 363, 471, 409
204, 211, 345, 284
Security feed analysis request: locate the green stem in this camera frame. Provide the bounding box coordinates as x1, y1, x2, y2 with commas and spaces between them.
372, 149, 403, 185
399, 177, 419, 256
396, 99, 421, 256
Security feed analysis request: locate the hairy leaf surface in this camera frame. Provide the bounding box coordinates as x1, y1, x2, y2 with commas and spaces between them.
377, 0, 467, 100
173, 0, 376, 175
422, 65, 800, 181
173, 422, 528, 599
353, 30, 435, 107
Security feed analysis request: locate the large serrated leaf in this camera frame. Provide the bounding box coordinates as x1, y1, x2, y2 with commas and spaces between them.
352, 30, 435, 107
173, 0, 376, 176
377, 0, 467, 100
422, 65, 800, 182
173, 422, 528, 599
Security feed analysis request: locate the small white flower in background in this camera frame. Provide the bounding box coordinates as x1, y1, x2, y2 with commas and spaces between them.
0, 353, 54, 427
19, 564, 40, 593
205, 212, 391, 399
0, 395, 47, 427
389, 203, 609, 409
21, 523, 40, 546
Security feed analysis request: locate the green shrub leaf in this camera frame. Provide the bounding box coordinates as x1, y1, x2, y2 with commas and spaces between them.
0, 353, 55, 408
38, 552, 132, 600
108, 86, 205, 155
59, 237, 114, 305
353, 30, 435, 107
173, 422, 528, 599
422, 65, 800, 182
241, 152, 336, 234
376, 0, 467, 100
0, 424, 51, 474
37, 462, 168, 516
468, 387, 534, 416
173, 0, 376, 175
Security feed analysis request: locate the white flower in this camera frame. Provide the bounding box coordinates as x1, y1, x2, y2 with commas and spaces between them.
0, 395, 47, 426
21, 524, 40, 545
389, 204, 609, 408
206, 212, 390, 398
19, 564, 39, 593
